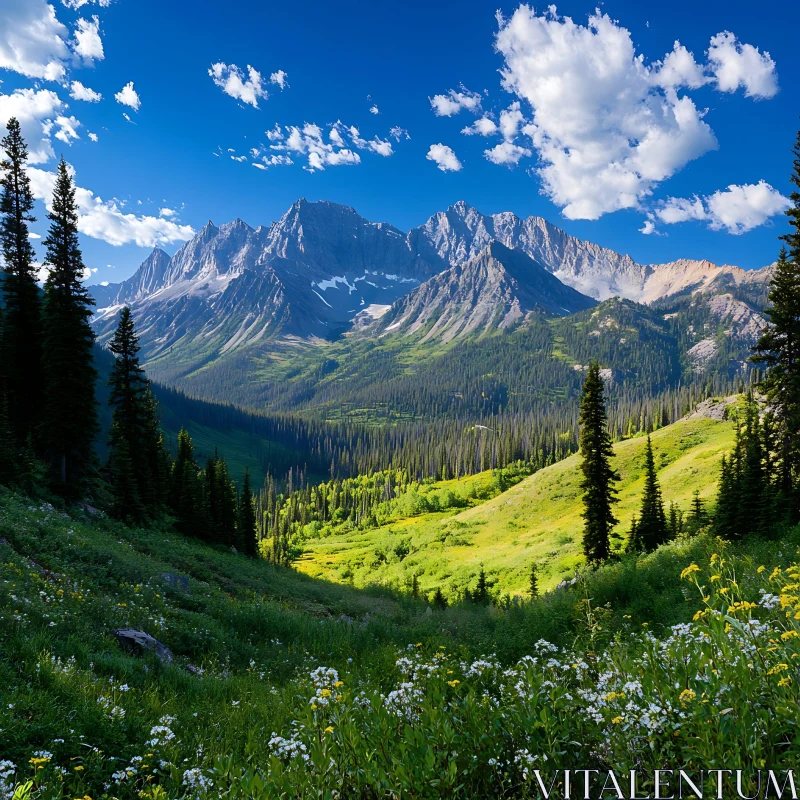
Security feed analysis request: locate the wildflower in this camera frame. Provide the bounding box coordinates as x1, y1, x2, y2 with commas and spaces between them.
183, 768, 213, 790
447, 679, 460, 687
778, 676, 792, 687
679, 689, 696, 707
611, 716, 624, 724
781, 630, 799, 640
681, 564, 701, 580
324, 726, 334, 733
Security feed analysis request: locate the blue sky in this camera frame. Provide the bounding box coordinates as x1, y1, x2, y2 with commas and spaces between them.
2, 0, 798, 285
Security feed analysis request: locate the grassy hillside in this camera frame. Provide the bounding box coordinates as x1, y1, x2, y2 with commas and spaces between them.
295, 414, 735, 597
2, 486, 800, 798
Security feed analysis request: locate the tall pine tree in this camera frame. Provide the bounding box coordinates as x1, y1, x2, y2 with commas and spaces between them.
107, 307, 167, 519
0, 118, 43, 445
237, 468, 258, 557
169, 428, 206, 536
41, 159, 98, 497
578, 362, 619, 562
628, 435, 668, 552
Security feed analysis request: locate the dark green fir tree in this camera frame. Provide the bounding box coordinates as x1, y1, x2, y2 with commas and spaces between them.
628, 435, 668, 553
528, 562, 539, 599
578, 362, 619, 562
236, 468, 258, 557
0, 118, 43, 444
41, 159, 98, 497
169, 428, 206, 536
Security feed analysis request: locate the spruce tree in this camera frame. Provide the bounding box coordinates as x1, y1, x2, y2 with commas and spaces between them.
752, 126, 800, 514
714, 455, 739, 540
578, 362, 619, 562
107, 307, 167, 519
0, 389, 16, 485
432, 587, 448, 609
41, 159, 98, 497
108, 420, 143, 521
0, 118, 43, 444
237, 468, 258, 557
631, 435, 668, 552
528, 562, 539, 598
688, 490, 707, 533
170, 428, 206, 536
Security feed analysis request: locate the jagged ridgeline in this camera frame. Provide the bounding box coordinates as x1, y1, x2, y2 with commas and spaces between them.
83, 197, 769, 485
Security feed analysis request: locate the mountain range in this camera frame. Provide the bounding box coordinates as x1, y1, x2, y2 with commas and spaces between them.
90, 199, 775, 398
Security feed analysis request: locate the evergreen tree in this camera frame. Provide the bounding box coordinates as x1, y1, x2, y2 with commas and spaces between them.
206, 453, 237, 546
107, 307, 166, 519
432, 587, 448, 609
41, 159, 98, 497
752, 127, 800, 515
236, 468, 258, 557
578, 362, 619, 562
528, 562, 539, 599
714, 455, 740, 540
0, 118, 43, 444
473, 567, 492, 605
630, 435, 668, 552
688, 490, 707, 533
108, 420, 143, 521
739, 396, 768, 534
668, 501, 683, 540
169, 428, 206, 536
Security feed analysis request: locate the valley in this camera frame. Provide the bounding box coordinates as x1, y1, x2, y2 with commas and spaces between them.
293, 412, 736, 597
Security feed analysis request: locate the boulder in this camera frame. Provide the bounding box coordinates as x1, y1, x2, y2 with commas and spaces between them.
112, 628, 173, 663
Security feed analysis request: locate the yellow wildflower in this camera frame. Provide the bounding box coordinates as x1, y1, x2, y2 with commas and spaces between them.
611, 716, 623, 724
324, 726, 334, 733
780, 630, 799, 640
778, 677, 792, 687
681, 564, 701, 580
447, 679, 460, 687
679, 689, 696, 707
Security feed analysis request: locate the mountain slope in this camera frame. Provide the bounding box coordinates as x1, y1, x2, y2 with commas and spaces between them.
295, 413, 735, 596
367, 241, 596, 342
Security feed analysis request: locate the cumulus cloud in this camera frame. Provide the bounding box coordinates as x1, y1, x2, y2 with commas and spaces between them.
49, 115, 82, 145
269, 123, 360, 172
115, 82, 141, 111
209, 62, 269, 108
73, 15, 103, 63
88, 131, 98, 142
430, 86, 482, 117
493, 6, 779, 220
462, 116, 498, 136
69, 81, 102, 102
707, 32, 777, 99
484, 141, 531, 166
269, 70, 288, 90
28, 165, 196, 247
654, 181, 790, 234
61, 0, 111, 8
256, 121, 398, 171
426, 143, 462, 172
389, 126, 410, 141
369, 105, 380, 115
0, 88, 65, 164
0, 0, 70, 80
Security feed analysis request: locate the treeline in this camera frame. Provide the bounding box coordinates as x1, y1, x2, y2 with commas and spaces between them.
0, 118, 257, 556
256, 461, 534, 565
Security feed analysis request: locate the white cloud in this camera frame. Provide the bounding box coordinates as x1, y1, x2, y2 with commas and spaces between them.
231, 154, 247, 162
272, 123, 360, 172
72, 15, 103, 63
639, 219, 657, 235
265, 123, 284, 141
430, 86, 482, 117
260, 122, 397, 171
707, 32, 777, 99
252, 163, 267, 171
69, 80, 102, 102
209, 62, 268, 108
0, 0, 70, 80
269, 70, 288, 90
493, 6, 779, 221
654, 181, 790, 234
159, 207, 176, 218
115, 82, 140, 111
484, 141, 531, 166
426, 143, 462, 172
0, 88, 65, 163
51, 115, 81, 144
462, 116, 498, 136
29, 165, 196, 247
88, 131, 98, 142
369, 104, 380, 115
122, 112, 134, 124
61, 0, 111, 8
344, 124, 393, 156
389, 126, 410, 141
